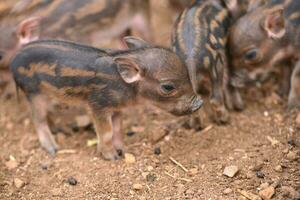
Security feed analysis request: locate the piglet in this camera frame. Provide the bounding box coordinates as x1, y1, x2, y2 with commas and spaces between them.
229, 0, 300, 108
10, 37, 203, 160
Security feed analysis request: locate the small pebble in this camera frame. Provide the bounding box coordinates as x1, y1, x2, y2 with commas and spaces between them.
154, 147, 161, 155
126, 131, 136, 137
259, 183, 269, 190
286, 151, 297, 161
75, 115, 91, 128
256, 171, 265, 178
259, 186, 275, 200
274, 165, 283, 172
189, 168, 198, 176
251, 161, 264, 171
223, 165, 239, 178
14, 178, 25, 188
142, 172, 149, 179
124, 153, 136, 163
246, 171, 253, 179
67, 177, 77, 186
223, 188, 232, 195
133, 183, 143, 190
147, 166, 154, 172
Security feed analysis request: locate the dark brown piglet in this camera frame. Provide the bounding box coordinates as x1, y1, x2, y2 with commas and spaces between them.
229, 0, 300, 108
172, 0, 245, 126
10, 37, 202, 160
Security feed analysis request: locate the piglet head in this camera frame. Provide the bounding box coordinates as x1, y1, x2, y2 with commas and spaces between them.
114, 36, 203, 116
229, 5, 287, 84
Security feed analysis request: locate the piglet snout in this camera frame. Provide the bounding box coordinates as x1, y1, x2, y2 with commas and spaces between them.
191, 95, 203, 112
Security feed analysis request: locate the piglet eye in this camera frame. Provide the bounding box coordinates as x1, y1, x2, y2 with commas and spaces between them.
244, 49, 258, 61
161, 84, 176, 95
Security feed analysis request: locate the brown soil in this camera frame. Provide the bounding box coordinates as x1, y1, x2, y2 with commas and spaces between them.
0, 1, 299, 200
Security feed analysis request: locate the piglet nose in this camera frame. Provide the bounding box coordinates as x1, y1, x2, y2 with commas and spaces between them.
191, 96, 203, 112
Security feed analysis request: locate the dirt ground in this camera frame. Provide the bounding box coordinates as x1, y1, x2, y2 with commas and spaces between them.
0, 1, 299, 200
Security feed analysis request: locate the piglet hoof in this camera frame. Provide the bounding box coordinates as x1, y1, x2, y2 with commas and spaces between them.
215, 109, 230, 124
210, 100, 230, 125
189, 115, 205, 131
48, 147, 58, 156
287, 102, 300, 110
40, 140, 58, 156
43, 144, 58, 156
233, 98, 244, 111
100, 147, 122, 161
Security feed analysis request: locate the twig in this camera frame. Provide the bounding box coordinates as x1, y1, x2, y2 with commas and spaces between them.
57, 149, 77, 154
169, 157, 188, 172
237, 189, 261, 200
164, 171, 192, 183
177, 177, 192, 183
146, 184, 151, 192
200, 125, 213, 134
164, 171, 176, 179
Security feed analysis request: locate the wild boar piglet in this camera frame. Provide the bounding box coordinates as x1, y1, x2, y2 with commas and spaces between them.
10, 37, 202, 160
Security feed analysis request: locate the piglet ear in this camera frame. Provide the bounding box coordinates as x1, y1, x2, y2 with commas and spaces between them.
17, 17, 40, 46
123, 36, 150, 49
114, 57, 143, 83
263, 7, 285, 39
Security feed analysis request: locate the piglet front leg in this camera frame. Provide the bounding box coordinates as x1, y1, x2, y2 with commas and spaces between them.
90, 110, 122, 160
288, 61, 300, 109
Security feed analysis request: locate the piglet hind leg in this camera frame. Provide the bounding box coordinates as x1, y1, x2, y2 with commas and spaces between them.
90, 110, 122, 161
30, 95, 58, 155
288, 61, 300, 109
112, 111, 124, 157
